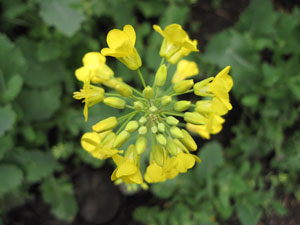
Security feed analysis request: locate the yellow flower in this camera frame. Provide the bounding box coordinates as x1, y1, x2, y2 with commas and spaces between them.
153, 24, 198, 64
168, 40, 198, 64
194, 66, 233, 111
186, 113, 225, 139
175, 151, 201, 173
111, 145, 143, 184
81, 132, 123, 159
101, 25, 142, 70
73, 78, 105, 121
172, 60, 199, 83
144, 162, 166, 183
195, 97, 229, 116
75, 52, 114, 83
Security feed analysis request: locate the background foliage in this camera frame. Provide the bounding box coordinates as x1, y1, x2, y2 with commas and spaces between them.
0, 0, 300, 224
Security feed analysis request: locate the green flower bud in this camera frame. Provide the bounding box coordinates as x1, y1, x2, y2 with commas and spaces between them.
173, 79, 194, 93
93, 117, 118, 132
143, 86, 154, 99
174, 139, 188, 152
152, 145, 165, 166
149, 106, 158, 112
139, 116, 147, 124
173, 100, 191, 112
166, 137, 178, 156
179, 129, 197, 151
184, 112, 206, 125
170, 126, 184, 138
151, 126, 158, 134
158, 123, 165, 132
136, 136, 147, 154
161, 96, 172, 106
125, 121, 139, 132
113, 130, 130, 148
134, 101, 144, 111
156, 134, 167, 145
115, 82, 132, 97
193, 77, 214, 96
138, 126, 147, 135
104, 97, 126, 109
166, 116, 179, 126
195, 100, 212, 113
102, 132, 116, 147
154, 64, 167, 87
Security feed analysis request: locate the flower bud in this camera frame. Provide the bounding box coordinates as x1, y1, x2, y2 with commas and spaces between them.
143, 86, 154, 99
161, 96, 172, 106
154, 64, 167, 87
173, 79, 194, 93
149, 106, 157, 112
170, 126, 184, 138
138, 126, 147, 135
151, 126, 158, 134
113, 130, 130, 148
174, 139, 188, 151
195, 100, 212, 113
184, 112, 206, 125
134, 101, 144, 111
139, 116, 147, 125
166, 116, 179, 126
102, 132, 116, 147
93, 117, 118, 132
156, 134, 167, 145
173, 100, 191, 112
193, 77, 214, 96
136, 136, 147, 154
104, 97, 126, 109
179, 129, 197, 151
81, 132, 100, 152
166, 137, 178, 156
158, 123, 165, 132
115, 82, 132, 97
125, 121, 139, 132
152, 145, 165, 166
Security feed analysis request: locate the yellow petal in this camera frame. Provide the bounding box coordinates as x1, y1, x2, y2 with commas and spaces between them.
128, 170, 143, 184
75, 67, 89, 82
116, 161, 137, 177
123, 24, 136, 49
81, 132, 101, 152
83, 52, 106, 69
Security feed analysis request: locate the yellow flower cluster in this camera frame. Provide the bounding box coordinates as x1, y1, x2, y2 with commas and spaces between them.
73, 24, 233, 185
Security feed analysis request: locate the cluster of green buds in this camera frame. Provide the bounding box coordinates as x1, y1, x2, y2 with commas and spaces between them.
73, 24, 233, 185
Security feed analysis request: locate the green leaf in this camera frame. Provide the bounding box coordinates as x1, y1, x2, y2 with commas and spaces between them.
0, 34, 26, 80
41, 177, 78, 221
196, 141, 223, 179
0, 164, 23, 194
151, 179, 178, 199
0, 105, 16, 137
241, 94, 259, 108
159, 4, 189, 28
39, 0, 85, 36
0, 135, 13, 160
236, 0, 278, 37
237, 203, 262, 225
37, 41, 61, 62
2, 74, 23, 102
17, 84, 61, 121
204, 30, 260, 97
13, 149, 60, 182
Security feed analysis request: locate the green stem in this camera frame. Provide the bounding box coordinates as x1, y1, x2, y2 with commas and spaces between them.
118, 111, 136, 122
116, 112, 137, 134
162, 111, 185, 117
105, 93, 122, 97
170, 89, 194, 97
132, 87, 144, 97
125, 104, 135, 110
159, 57, 165, 67
137, 69, 147, 88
